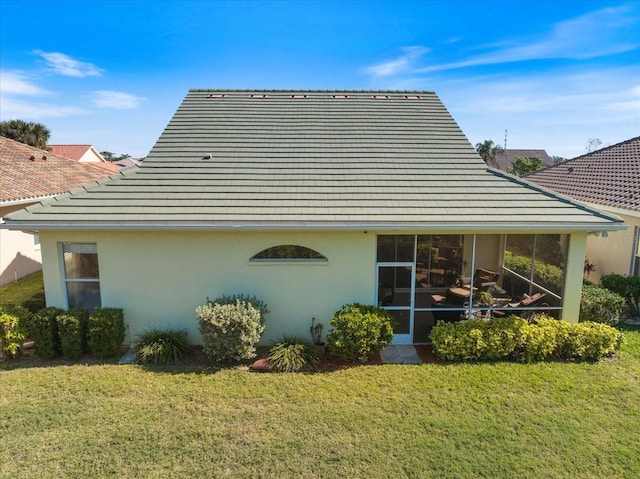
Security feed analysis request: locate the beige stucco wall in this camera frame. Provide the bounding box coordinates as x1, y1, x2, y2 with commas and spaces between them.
585, 211, 639, 283
0, 203, 42, 286
39, 230, 376, 345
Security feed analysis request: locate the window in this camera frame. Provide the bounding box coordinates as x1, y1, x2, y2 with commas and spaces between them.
250, 245, 327, 262
61, 243, 101, 311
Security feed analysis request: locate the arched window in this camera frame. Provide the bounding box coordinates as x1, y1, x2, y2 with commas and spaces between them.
250, 245, 328, 262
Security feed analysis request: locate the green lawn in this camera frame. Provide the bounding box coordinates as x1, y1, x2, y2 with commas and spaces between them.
1, 326, 639, 478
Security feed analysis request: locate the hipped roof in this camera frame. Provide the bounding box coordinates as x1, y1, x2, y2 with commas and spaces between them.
0, 137, 115, 206
4, 90, 623, 232
525, 136, 640, 215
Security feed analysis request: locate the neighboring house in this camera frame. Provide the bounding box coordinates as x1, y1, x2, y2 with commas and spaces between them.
525, 136, 640, 282
112, 157, 142, 170
49, 144, 122, 173
2, 90, 625, 345
0, 137, 114, 285
493, 149, 554, 171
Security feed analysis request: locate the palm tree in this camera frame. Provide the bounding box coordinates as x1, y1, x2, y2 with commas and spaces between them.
0, 119, 51, 150
475, 139, 504, 167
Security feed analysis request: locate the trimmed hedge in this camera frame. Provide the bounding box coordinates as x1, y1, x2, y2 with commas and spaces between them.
580, 283, 625, 325
430, 315, 623, 362
326, 303, 394, 361
30, 307, 64, 359
56, 308, 89, 360
600, 273, 640, 319
88, 307, 125, 358
504, 251, 564, 292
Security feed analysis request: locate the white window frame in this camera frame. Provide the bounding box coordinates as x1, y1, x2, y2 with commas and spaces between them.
60, 243, 101, 310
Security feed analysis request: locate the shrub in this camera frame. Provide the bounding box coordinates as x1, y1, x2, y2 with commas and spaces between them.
30, 307, 64, 359
562, 321, 623, 361
521, 316, 564, 362
430, 315, 622, 363
135, 328, 189, 365
504, 251, 564, 292
197, 297, 266, 363
326, 303, 394, 361
207, 294, 270, 318
580, 283, 625, 325
601, 273, 640, 320
268, 335, 318, 372
56, 308, 89, 360
88, 307, 125, 358
0, 304, 29, 358
430, 316, 527, 362
22, 291, 46, 314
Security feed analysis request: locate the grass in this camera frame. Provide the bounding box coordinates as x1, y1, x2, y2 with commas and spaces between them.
0, 270, 44, 305
1, 325, 639, 478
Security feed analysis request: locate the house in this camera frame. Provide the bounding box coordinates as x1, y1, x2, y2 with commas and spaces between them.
1, 90, 625, 345
525, 136, 640, 282
0, 137, 114, 285
49, 144, 122, 173
492, 149, 554, 171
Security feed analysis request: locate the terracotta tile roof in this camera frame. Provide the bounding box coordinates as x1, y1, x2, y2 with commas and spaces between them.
48, 144, 94, 161
0, 137, 114, 204
525, 136, 640, 213
91, 161, 122, 173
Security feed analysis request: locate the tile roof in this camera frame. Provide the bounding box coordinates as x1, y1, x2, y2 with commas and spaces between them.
493, 149, 553, 171
49, 144, 123, 173
4, 90, 622, 231
525, 136, 640, 213
0, 137, 114, 204
48, 145, 95, 161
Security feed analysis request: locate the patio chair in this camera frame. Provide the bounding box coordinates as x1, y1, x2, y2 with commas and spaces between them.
492, 292, 549, 320
473, 268, 500, 290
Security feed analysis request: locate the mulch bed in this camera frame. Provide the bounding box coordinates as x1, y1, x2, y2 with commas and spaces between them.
3, 344, 439, 371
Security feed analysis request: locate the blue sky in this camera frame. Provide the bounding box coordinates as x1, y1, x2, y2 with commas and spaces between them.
1, 0, 638, 159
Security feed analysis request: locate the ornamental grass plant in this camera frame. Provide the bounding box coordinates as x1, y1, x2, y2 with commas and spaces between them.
268, 335, 318, 372
135, 328, 190, 365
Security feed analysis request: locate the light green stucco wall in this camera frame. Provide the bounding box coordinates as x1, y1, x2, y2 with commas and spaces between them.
38, 229, 589, 344
39, 230, 376, 345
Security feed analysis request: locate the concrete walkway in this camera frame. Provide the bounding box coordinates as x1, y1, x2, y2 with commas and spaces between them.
380, 345, 423, 364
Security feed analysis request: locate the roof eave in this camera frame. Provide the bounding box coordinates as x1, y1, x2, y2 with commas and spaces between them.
1, 220, 628, 233
0, 195, 56, 207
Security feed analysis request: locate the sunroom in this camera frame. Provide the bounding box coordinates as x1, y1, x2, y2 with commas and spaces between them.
377, 233, 573, 344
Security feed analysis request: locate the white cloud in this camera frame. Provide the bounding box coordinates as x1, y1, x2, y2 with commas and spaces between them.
34, 50, 103, 77
418, 6, 639, 73
92, 90, 145, 109
0, 96, 88, 120
366, 7, 639, 77
0, 70, 50, 95
364, 46, 429, 77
